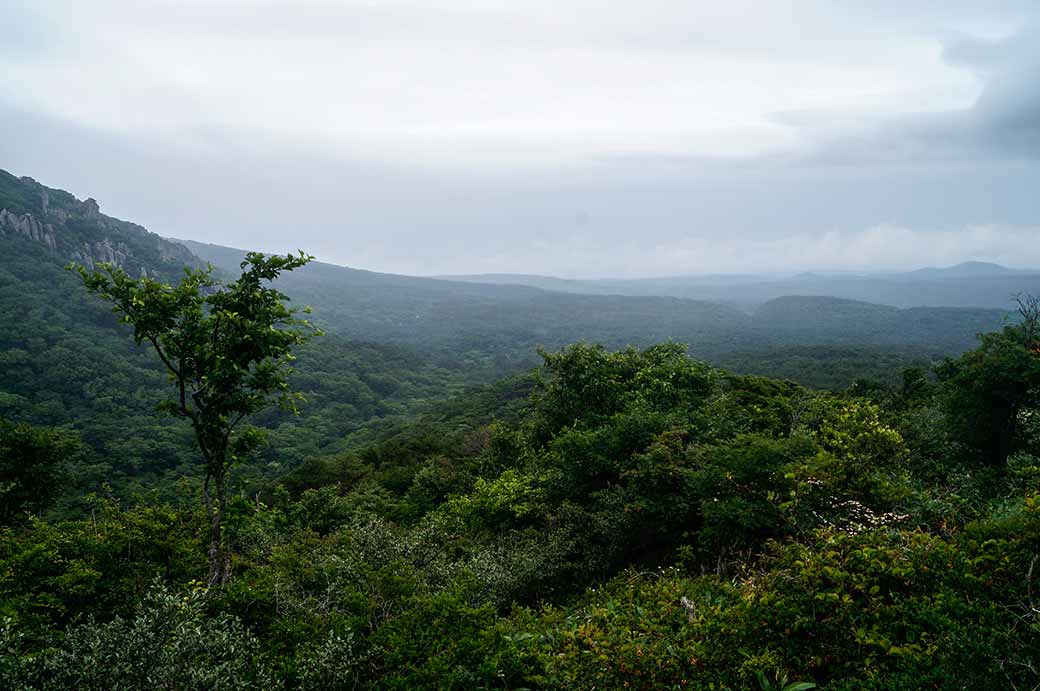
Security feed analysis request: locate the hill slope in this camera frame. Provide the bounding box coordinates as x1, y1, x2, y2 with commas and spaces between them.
0, 172, 482, 500
178, 239, 753, 373
182, 239, 1009, 372
1, 169, 196, 279
751, 296, 1007, 352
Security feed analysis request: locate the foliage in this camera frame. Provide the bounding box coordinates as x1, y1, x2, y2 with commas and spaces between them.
75, 251, 321, 584
938, 299, 1040, 464
0, 499, 204, 647
4, 584, 273, 690
0, 421, 76, 524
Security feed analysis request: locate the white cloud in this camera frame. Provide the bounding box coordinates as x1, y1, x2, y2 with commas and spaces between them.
1, 0, 992, 164
2, 1, 1039, 277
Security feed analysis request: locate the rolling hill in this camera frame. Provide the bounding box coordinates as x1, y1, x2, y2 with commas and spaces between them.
181, 239, 1011, 370
437, 261, 1040, 310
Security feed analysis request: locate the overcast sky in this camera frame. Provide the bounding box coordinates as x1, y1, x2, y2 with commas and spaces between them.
1, 1, 1038, 277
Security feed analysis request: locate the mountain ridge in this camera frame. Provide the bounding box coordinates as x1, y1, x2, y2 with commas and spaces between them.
179, 238, 1009, 364
904, 261, 1025, 278
0, 169, 197, 279
432, 262, 1040, 309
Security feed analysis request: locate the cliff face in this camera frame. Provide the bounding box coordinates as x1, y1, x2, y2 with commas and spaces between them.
0, 206, 57, 251
0, 169, 198, 279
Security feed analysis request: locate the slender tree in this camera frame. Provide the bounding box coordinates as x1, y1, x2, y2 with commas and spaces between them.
74, 252, 320, 585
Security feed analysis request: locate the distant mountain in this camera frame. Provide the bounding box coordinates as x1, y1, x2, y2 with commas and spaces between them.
178, 239, 753, 373
181, 240, 1011, 374
429, 272, 595, 293
435, 262, 1040, 309
904, 261, 1024, 279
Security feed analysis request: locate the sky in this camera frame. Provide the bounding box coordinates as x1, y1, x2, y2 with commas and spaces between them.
1, 0, 1038, 277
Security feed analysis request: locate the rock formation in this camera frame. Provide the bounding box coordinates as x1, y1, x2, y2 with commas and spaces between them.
0, 171, 198, 278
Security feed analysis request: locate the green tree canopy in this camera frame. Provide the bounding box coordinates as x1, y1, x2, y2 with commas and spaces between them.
0, 420, 76, 524
938, 295, 1040, 465
74, 252, 320, 584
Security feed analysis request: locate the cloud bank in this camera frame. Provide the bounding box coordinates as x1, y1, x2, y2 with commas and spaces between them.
1, 1, 1038, 276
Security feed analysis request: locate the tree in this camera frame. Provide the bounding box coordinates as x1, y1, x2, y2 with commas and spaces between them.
937, 294, 1040, 465
74, 252, 319, 585
0, 420, 75, 524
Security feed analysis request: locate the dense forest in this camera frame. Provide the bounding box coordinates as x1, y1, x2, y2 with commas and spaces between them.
3, 170, 1017, 508
3, 170, 1040, 688
4, 319, 1040, 688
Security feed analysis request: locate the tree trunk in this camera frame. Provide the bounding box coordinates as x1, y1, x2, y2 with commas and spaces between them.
204, 461, 229, 587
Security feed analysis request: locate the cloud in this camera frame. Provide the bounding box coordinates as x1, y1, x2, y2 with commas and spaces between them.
780, 19, 1040, 165
0, 0, 994, 162
1, 2, 1038, 277
4, 96, 1040, 277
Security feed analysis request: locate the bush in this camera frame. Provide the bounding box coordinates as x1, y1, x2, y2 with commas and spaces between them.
7, 585, 272, 690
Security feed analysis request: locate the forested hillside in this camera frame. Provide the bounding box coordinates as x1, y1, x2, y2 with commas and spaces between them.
0, 173, 483, 504
3, 326, 1040, 689
0, 169, 1018, 506
178, 239, 751, 373
3, 169, 1039, 688
182, 239, 1011, 378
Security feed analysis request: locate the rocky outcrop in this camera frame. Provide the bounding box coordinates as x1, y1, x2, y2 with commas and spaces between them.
0, 202, 195, 277
0, 168, 201, 280
69, 238, 133, 270
80, 198, 101, 218
0, 208, 57, 252
0, 204, 161, 273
